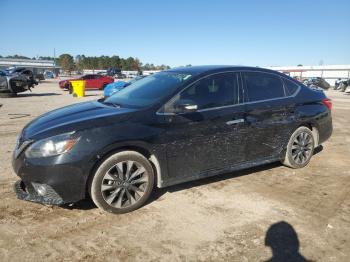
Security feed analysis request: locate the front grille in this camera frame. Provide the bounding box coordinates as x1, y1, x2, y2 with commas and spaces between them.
10, 79, 25, 88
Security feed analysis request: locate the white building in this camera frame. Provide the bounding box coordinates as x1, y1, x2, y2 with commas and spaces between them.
266, 65, 350, 86
0, 58, 60, 74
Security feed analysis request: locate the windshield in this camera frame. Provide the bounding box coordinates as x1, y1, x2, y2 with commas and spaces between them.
104, 72, 192, 108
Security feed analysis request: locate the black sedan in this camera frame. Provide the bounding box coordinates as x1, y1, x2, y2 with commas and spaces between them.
12, 66, 333, 213
303, 77, 331, 90
0, 69, 29, 97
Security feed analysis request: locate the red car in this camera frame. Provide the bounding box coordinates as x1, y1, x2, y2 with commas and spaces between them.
59, 74, 114, 90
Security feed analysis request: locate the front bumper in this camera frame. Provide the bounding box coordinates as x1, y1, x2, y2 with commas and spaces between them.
12, 147, 94, 204
14, 180, 64, 205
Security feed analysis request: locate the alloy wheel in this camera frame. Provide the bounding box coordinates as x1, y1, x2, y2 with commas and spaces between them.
101, 160, 149, 208
291, 132, 313, 164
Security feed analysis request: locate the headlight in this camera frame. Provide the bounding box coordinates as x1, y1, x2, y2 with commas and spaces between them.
25, 132, 80, 158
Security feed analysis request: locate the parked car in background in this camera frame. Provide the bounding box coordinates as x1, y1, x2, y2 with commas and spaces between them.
13, 66, 332, 214
34, 73, 45, 82
106, 67, 122, 77
44, 71, 54, 79
0, 69, 29, 97
59, 74, 114, 90
334, 78, 342, 90
337, 79, 349, 92
103, 75, 145, 97
303, 77, 330, 90
7, 67, 38, 88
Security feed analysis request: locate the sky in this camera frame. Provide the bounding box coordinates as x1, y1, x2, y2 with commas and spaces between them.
0, 0, 349, 67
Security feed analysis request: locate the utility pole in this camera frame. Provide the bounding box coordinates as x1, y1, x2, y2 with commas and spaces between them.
53, 48, 56, 76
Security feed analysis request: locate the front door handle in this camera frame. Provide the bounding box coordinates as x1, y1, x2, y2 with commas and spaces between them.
226, 118, 245, 125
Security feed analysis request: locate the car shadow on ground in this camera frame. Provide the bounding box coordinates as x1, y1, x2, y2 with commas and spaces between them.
64, 162, 282, 211
150, 145, 323, 205
16, 93, 61, 97
62, 198, 97, 211
264, 221, 309, 262
65, 146, 324, 211
150, 161, 282, 203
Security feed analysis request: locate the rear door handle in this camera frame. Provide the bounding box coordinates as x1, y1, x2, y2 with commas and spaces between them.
226, 119, 245, 125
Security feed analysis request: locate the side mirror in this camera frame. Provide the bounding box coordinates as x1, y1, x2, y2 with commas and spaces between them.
173, 99, 198, 114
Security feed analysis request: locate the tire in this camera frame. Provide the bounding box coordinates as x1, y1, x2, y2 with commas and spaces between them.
282, 126, 315, 169
89, 151, 154, 214
68, 84, 73, 94
340, 83, 347, 92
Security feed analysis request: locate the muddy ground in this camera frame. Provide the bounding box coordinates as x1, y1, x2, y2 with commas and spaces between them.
0, 80, 349, 262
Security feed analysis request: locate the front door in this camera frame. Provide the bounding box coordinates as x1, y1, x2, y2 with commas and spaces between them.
158, 72, 248, 183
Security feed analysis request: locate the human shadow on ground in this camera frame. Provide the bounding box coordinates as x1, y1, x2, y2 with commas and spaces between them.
264, 221, 311, 262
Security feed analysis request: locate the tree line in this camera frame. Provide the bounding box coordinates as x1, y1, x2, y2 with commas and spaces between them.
0, 54, 170, 72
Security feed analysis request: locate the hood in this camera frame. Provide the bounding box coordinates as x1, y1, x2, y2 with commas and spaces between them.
22, 100, 137, 139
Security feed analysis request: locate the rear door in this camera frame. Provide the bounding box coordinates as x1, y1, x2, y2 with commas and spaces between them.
83, 75, 93, 89
158, 72, 249, 181
90, 75, 103, 89
242, 71, 289, 161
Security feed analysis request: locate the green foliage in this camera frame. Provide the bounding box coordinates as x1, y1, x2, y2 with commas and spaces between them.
75, 55, 140, 71
1, 53, 170, 71
57, 54, 75, 73
38, 56, 55, 61
75, 55, 169, 71
5, 54, 31, 60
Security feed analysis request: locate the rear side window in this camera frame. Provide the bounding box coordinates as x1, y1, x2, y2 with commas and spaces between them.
283, 78, 299, 96
179, 72, 240, 110
244, 72, 285, 102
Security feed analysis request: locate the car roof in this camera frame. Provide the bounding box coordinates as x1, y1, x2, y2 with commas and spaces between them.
166, 65, 281, 76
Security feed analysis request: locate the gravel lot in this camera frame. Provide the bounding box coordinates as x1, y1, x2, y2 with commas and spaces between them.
0, 80, 349, 261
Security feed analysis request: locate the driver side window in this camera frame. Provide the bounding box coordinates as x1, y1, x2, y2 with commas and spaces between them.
178, 72, 240, 110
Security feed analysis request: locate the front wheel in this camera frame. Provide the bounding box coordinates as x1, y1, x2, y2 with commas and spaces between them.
89, 151, 154, 214
282, 126, 315, 168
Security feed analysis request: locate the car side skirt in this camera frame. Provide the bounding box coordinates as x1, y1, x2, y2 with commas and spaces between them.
159, 155, 281, 188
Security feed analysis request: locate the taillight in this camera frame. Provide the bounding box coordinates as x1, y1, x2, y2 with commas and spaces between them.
322, 98, 332, 110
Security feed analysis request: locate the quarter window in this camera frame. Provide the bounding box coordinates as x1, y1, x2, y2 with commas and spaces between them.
178, 72, 240, 110
283, 78, 299, 96
244, 72, 285, 102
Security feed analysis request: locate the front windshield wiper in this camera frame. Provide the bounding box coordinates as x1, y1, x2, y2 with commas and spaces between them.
105, 102, 122, 108
98, 99, 122, 108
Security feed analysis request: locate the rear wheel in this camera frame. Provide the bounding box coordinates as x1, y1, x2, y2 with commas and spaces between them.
68, 84, 73, 94
89, 151, 154, 214
282, 126, 315, 168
